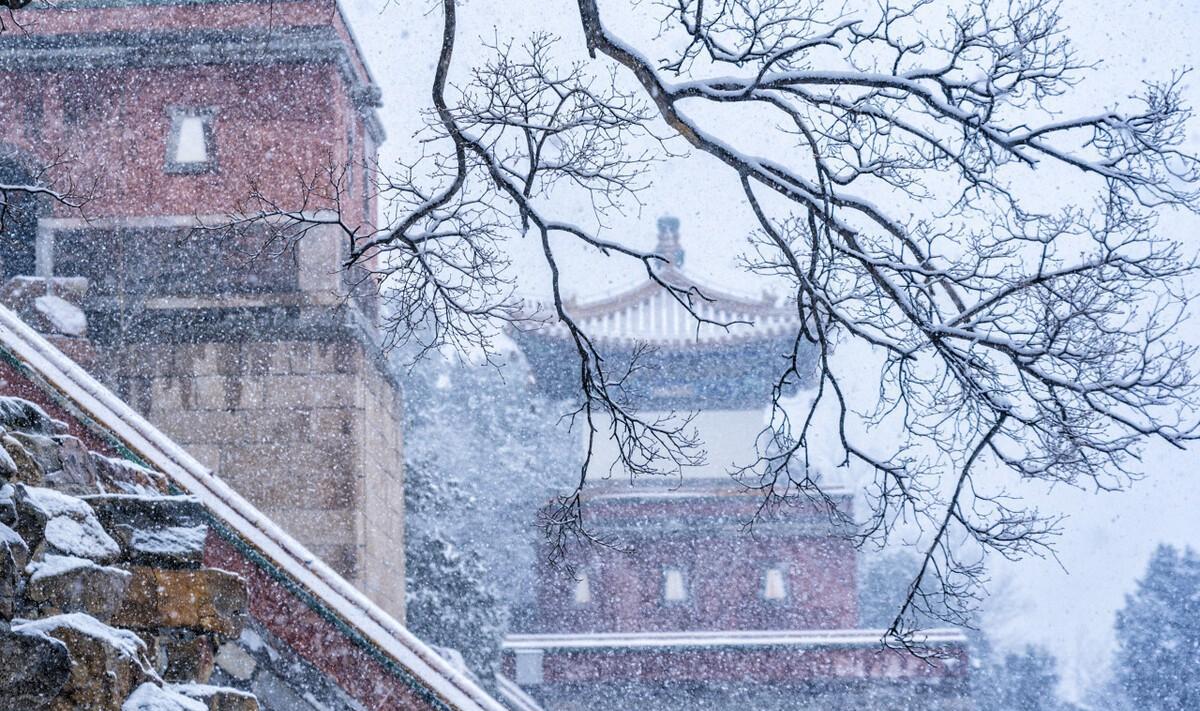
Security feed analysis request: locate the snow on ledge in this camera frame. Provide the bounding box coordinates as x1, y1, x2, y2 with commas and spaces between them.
502, 628, 969, 652
0, 304, 506, 711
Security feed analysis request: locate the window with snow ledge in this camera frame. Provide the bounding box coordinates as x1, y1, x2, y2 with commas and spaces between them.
763, 566, 788, 601
573, 571, 592, 605
166, 108, 216, 174
663, 567, 688, 603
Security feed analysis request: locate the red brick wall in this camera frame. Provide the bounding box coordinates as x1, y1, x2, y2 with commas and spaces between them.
0, 0, 376, 228
1, 63, 367, 224
535, 493, 859, 633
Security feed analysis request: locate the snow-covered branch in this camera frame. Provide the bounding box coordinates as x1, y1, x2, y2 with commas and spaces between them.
218, 0, 1200, 648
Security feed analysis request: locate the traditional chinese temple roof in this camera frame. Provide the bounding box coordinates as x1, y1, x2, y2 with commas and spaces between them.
515, 217, 810, 410
537, 217, 798, 347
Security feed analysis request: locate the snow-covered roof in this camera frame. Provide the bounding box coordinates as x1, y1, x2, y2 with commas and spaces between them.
0, 304, 505, 711
527, 217, 798, 347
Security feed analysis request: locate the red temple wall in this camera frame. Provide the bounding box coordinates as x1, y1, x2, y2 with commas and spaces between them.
0, 62, 369, 225
535, 495, 859, 633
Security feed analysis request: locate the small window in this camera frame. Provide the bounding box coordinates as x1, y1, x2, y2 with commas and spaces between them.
166, 108, 216, 174
514, 649, 543, 685
663, 567, 687, 602
764, 567, 788, 601
573, 572, 592, 605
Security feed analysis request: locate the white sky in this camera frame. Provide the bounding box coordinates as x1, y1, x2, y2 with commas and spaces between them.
341, 0, 1200, 702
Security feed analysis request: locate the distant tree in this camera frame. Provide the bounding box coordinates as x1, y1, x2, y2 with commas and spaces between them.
970, 639, 1066, 711
864, 560, 1071, 711
405, 520, 506, 680
402, 346, 578, 677
1114, 544, 1200, 710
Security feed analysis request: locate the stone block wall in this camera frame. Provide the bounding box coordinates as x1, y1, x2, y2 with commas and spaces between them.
95, 333, 407, 621
17, 221, 408, 622
0, 395, 259, 711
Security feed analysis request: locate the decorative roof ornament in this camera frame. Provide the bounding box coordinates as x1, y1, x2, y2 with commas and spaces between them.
654, 216, 684, 272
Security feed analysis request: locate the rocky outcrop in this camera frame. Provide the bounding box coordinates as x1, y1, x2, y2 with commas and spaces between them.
114, 567, 247, 638
0, 397, 259, 710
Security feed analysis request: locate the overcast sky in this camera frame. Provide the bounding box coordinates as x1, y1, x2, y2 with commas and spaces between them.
340, 0, 1200, 702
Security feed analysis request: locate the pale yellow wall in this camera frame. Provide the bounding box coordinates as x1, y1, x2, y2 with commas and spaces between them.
99, 337, 408, 622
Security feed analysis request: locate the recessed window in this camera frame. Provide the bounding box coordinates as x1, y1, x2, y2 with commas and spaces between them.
573, 572, 592, 605
663, 567, 687, 602
166, 108, 216, 174
764, 567, 788, 601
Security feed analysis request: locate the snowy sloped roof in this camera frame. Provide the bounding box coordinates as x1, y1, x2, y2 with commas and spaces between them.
526, 217, 798, 347
0, 304, 505, 711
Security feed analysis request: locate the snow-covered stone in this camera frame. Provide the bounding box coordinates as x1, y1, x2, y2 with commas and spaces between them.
43, 507, 122, 562
8, 432, 62, 475
0, 521, 29, 619
90, 455, 168, 495
87, 494, 206, 566
14, 613, 156, 709
33, 295, 87, 338
127, 525, 208, 567
47, 435, 102, 495
122, 683, 208, 711
15, 485, 121, 562
169, 683, 259, 711
0, 443, 17, 481
0, 396, 259, 710
25, 554, 132, 622
0, 484, 15, 527
0, 397, 65, 437
0, 625, 71, 711
3, 434, 44, 485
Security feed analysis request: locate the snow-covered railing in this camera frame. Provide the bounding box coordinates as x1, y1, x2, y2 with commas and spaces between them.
0, 304, 507, 711
493, 674, 546, 711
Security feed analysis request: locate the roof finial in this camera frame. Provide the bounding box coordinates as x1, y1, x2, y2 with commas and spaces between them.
655, 216, 684, 270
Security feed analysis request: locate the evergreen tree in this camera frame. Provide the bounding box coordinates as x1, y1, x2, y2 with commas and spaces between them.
405, 523, 507, 680
1115, 544, 1200, 710
970, 640, 1066, 711
401, 346, 578, 680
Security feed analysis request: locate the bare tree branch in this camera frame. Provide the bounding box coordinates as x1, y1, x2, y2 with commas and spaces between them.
216, 0, 1200, 644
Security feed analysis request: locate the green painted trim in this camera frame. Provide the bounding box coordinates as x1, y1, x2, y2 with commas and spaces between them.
0, 345, 150, 467
206, 517, 452, 711
0, 342, 453, 711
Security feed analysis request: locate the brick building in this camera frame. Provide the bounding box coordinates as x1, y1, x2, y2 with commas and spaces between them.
500, 218, 972, 711
0, 0, 405, 620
